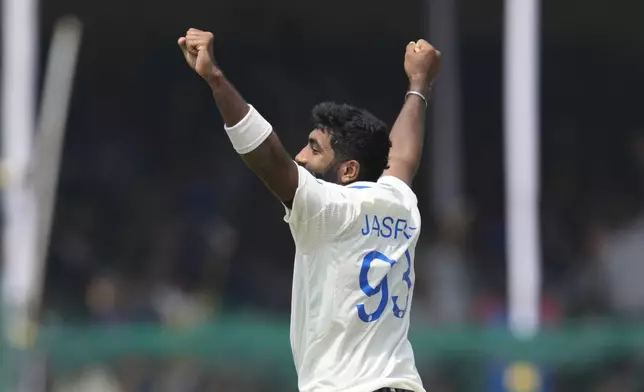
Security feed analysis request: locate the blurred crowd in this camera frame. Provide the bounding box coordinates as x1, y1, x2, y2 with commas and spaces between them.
39, 45, 644, 390
40, 40, 644, 328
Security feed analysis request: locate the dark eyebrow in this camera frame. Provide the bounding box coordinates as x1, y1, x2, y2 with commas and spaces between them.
308, 137, 321, 150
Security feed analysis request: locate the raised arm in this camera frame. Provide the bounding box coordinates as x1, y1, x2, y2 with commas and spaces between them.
178, 29, 298, 202
382, 40, 442, 186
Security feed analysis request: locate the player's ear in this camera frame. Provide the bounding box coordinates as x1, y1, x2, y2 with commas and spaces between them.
339, 160, 360, 184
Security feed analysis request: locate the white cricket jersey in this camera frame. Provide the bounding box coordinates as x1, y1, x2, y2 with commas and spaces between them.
283, 164, 425, 392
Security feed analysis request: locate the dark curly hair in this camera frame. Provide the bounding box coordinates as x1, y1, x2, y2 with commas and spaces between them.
311, 102, 391, 182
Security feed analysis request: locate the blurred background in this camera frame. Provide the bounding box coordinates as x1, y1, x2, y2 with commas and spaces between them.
1, 0, 644, 391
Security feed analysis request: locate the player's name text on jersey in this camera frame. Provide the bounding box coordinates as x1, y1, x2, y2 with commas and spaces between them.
361, 214, 416, 239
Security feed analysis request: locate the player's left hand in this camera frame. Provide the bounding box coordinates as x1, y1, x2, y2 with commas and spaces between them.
404, 39, 441, 90
178, 28, 221, 82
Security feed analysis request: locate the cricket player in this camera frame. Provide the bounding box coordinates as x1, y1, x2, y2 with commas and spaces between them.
179, 28, 441, 392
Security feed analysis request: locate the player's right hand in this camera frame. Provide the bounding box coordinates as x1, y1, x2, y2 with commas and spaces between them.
404, 39, 441, 89
178, 28, 221, 82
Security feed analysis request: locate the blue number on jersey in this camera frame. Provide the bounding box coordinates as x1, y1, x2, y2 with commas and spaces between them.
356, 250, 413, 322
392, 250, 412, 318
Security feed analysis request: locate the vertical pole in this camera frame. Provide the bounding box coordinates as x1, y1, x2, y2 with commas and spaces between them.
1, 0, 39, 336
504, 0, 542, 337
1, 0, 39, 388
428, 0, 464, 221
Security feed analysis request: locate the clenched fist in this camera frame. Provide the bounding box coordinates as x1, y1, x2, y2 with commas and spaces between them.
404, 40, 441, 90
178, 28, 221, 82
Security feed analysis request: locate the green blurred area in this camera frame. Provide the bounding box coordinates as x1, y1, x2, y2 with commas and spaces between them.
3, 315, 644, 391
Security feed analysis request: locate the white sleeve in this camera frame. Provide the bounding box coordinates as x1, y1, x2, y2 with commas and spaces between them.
377, 175, 418, 206
284, 164, 358, 246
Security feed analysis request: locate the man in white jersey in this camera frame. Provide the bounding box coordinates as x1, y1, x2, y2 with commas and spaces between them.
178, 29, 441, 392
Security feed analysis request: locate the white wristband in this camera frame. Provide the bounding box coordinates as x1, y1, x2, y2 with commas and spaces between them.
224, 105, 273, 154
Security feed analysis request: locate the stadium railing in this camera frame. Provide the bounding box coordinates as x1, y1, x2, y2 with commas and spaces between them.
2, 314, 644, 391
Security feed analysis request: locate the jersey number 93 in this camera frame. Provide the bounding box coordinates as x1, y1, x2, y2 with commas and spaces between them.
356, 250, 413, 322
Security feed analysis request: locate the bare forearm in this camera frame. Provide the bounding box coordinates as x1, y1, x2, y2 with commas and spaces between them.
390, 86, 427, 162
240, 132, 298, 201
179, 30, 298, 201
207, 73, 298, 201
384, 39, 440, 184
385, 82, 430, 183
207, 72, 250, 127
